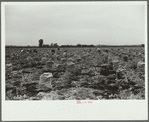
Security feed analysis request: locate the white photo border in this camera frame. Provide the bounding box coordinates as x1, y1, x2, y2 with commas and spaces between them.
1, 1, 148, 121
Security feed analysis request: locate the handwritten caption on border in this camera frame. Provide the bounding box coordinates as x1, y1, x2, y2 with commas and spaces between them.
76, 100, 93, 104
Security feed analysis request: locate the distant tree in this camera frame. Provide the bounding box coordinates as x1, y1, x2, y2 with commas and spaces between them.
53, 43, 58, 47
76, 44, 82, 47
82, 45, 88, 47
88, 45, 95, 47
51, 43, 53, 47
43, 44, 49, 47
39, 39, 43, 47
61, 45, 67, 48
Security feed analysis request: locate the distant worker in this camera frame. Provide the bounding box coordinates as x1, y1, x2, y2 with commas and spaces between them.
96, 45, 101, 54
51, 49, 55, 55
33, 49, 38, 54
63, 50, 67, 58
57, 47, 60, 51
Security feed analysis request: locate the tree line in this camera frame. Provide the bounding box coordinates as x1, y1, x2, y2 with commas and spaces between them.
6, 39, 144, 48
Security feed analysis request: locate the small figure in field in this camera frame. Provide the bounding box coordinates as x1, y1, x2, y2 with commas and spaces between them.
51, 49, 55, 55
57, 47, 60, 51
27, 49, 31, 53
96, 45, 101, 54
97, 48, 101, 54
63, 50, 67, 58
33, 49, 38, 54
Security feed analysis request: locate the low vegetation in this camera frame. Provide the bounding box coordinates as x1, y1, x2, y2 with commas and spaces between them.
5, 47, 145, 100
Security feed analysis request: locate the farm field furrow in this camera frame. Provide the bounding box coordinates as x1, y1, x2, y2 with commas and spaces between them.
5, 47, 145, 100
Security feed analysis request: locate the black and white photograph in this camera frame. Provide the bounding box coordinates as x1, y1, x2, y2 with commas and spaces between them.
2, 1, 148, 121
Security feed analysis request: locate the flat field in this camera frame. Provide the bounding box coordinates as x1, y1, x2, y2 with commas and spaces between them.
5, 47, 145, 100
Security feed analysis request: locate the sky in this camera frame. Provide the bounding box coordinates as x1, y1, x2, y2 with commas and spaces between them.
5, 2, 146, 46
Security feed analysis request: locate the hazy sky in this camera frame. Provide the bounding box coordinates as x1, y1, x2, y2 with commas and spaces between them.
5, 2, 146, 46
